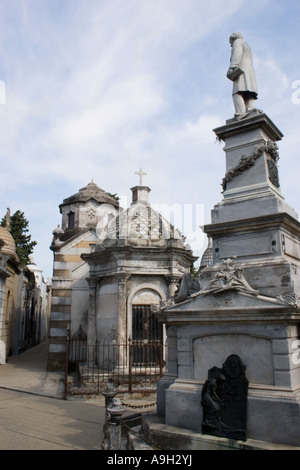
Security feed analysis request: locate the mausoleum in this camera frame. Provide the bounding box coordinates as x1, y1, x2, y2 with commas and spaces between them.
47, 177, 196, 371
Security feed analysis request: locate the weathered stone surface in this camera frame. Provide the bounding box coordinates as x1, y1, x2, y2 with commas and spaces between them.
0, 340, 6, 364
212, 112, 298, 224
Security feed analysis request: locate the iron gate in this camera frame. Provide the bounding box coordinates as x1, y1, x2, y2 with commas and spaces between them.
132, 304, 163, 367
66, 327, 166, 395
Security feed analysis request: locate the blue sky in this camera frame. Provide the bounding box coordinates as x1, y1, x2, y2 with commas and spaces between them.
0, 0, 300, 279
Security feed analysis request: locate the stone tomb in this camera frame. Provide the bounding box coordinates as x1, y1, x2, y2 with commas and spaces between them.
155, 266, 300, 447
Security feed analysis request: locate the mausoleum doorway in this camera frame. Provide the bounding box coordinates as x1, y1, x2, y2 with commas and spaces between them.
128, 285, 166, 367
131, 304, 163, 366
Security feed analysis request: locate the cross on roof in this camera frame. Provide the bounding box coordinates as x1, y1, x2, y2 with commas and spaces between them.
135, 168, 147, 186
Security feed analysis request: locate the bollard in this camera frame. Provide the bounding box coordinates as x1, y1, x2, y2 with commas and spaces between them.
101, 380, 118, 450
107, 397, 126, 450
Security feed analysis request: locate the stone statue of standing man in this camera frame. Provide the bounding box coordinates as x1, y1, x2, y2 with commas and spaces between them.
227, 32, 258, 120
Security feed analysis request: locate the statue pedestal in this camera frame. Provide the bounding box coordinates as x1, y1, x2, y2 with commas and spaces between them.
212, 111, 297, 223
204, 111, 300, 299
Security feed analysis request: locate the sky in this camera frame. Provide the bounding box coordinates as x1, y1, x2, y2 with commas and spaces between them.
0, 0, 300, 280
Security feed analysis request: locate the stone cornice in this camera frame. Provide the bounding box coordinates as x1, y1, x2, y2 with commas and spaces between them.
155, 294, 300, 325
204, 212, 300, 238
82, 244, 198, 265
213, 112, 284, 143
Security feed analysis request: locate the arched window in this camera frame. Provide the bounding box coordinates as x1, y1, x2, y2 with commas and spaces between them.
67, 211, 75, 228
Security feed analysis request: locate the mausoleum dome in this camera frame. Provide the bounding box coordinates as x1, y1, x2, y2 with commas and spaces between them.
98, 183, 186, 248
103, 201, 185, 247
200, 238, 213, 269
0, 226, 19, 263
60, 180, 119, 209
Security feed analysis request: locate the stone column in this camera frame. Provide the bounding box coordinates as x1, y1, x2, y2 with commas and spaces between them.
114, 273, 131, 341
87, 277, 100, 346
166, 275, 181, 298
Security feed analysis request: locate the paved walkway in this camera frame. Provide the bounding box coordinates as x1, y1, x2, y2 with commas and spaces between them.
0, 388, 105, 450
0, 341, 65, 398
0, 341, 156, 450
0, 341, 106, 450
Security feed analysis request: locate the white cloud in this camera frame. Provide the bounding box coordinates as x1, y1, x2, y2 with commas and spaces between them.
0, 0, 299, 279
255, 56, 290, 111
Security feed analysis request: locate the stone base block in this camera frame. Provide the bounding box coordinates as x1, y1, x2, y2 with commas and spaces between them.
156, 375, 176, 416
141, 413, 300, 450
164, 381, 300, 446
211, 192, 298, 224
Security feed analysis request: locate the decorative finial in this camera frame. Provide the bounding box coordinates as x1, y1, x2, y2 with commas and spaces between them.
5, 208, 10, 230
135, 168, 147, 186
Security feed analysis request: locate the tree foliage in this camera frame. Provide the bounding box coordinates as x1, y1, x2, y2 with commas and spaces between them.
190, 264, 200, 278
106, 192, 120, 201
1, 210, 37, 265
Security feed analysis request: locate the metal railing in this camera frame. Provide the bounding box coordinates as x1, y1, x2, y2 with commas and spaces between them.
66, 336, 166, 395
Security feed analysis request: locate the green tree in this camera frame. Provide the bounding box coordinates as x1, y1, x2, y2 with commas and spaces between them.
106, 192, 120, 201
190, 264, 200, 278
1, 210, 37, 265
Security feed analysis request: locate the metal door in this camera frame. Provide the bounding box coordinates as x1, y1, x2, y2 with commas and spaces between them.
131, 304, 162, 366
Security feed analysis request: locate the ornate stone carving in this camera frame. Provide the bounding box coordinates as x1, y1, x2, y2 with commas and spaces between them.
114, 273, 131, 284
222, 140, 279, 191
267, 159, 280, 188
199, 258, 259, 296
201, 354, 248, 441
276, 293, 300, 309
150, 304, 158, 313
151, 273, 201, 312
174, 273, 201, 303
151, 298, 175, 313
